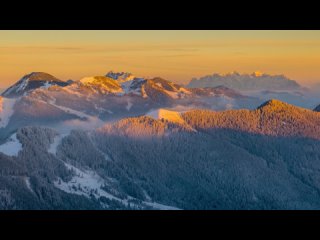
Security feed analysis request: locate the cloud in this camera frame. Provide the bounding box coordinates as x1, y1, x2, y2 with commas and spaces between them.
232, 51, 248, 56
0, 46, 83, 51
162, 48, 199, 52
156, 54, 198, 58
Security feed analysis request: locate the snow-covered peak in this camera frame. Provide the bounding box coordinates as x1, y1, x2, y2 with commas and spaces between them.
2, 72, 68, 98
79, 76, 122, 94
146, 109, 185, 124
106, 71, 136, 82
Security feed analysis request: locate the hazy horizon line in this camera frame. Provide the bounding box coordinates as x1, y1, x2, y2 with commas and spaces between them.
1, 70, 320, 89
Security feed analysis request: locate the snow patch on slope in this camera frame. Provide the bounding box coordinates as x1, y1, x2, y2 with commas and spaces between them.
0, 97, 16, 128
54, 162, 119, 201
62, 84, 84, 97
163, 90, 179, 99
146, 109, 185, 124
139, 85, 147, 98
126, 100, 133, 111
16, 77, 29, 92
0, 133, 22, 157
179, 87, 191, 94
49, 100, 88, 119
54, 162, 180, 210
48, 134, 68, 155
163, 87, 192, 99
79, 76, 122, 94
41, 81, 53, 89
24, 177, 34, 193
118, 78, 145, 96
144, 202, 180, 210
2, 76, 29, 97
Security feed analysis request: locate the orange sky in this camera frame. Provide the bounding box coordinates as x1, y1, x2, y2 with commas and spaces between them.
1, 30, 320, 88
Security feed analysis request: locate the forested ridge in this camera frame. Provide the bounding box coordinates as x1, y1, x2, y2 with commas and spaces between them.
2, 99, 320, 209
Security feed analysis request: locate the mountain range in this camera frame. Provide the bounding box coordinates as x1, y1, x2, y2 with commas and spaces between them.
0, 72, 261, 140
188, 72, 320, 109
1, 71, 320, 209
188, 71, 301, 90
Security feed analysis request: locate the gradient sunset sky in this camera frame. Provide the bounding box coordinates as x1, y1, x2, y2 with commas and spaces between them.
1, 30, 320, 88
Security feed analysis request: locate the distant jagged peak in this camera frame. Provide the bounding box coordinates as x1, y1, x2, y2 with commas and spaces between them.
208, 71, 264, 78
106, 71, 136, 82
216, 71, 288, 79
220, 71, 241, 77
215, 71, 291, 78
188, 71, 300, 90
